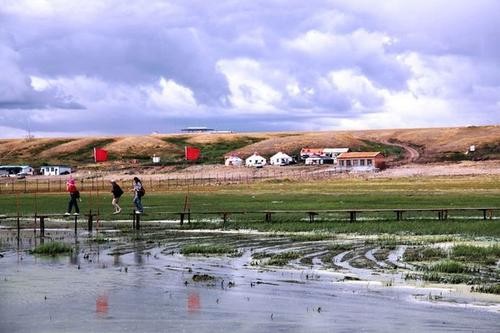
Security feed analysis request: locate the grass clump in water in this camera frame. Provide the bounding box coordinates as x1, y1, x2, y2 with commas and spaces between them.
192, 274, 215, 282
451, 244, 500, 265
404, 247, 447, 262
471, 284, 500, 295
267, 251, 301, 266
181, 243, 237, 255
289, 233, 332, 242
31, 242, 72, 255
426, 260, 471, 274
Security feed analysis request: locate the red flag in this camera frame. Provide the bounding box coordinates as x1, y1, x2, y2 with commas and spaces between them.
93, 147, 108, 162
185, 146, 201, 161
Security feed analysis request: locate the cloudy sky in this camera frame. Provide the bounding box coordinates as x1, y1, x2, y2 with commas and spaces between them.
0, 0, 499, 138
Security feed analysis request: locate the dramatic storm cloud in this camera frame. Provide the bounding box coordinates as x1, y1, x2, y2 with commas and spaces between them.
0, 0, 499, 137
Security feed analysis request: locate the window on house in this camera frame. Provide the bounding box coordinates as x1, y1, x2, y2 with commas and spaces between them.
360, 159, 365, 166
353, 160, 359, 166
347, 160, 352, 167
367, 159, 372, 166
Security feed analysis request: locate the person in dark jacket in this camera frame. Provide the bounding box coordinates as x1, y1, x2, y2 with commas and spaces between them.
110, 180, 124, 214
64, 176, 80, 216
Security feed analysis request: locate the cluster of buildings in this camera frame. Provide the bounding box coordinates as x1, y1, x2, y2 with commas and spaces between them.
225, 147, 385, 171
0, 165, 72, 177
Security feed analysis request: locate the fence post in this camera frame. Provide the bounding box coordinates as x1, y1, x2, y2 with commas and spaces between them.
87, 210, 93, 232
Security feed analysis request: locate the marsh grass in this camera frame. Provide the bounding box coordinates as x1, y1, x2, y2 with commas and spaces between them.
289, 233, 333, 241
31, 242, 72, 255
451, 245, 500, 265
471, 284, 500, 295
267, 251, 301, 266
403, 247, 447, 262
181, 243, 237, 255
426, 260, 472, 274
421, 272, 478, 284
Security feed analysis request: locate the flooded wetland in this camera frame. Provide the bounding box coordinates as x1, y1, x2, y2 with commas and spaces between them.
1, 225, 499, 333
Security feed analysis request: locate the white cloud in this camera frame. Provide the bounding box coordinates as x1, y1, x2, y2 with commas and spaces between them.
216, 58, 284, 113
148, 77, 198, 112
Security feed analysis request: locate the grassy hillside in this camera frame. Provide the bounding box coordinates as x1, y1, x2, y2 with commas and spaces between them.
0, 125, 498, 167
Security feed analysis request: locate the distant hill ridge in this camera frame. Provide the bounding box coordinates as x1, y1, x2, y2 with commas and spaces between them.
0, 125, 498, 166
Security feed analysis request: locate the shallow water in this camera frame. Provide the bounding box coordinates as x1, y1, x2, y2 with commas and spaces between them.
0, 229, 499, 333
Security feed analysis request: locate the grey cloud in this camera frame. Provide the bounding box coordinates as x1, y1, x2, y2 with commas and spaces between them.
0, 0, 499, 137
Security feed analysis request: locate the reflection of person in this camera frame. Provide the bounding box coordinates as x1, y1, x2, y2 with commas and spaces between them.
65, 177, 80, 216
132, 177, 144, 214
110, 180, 123, 214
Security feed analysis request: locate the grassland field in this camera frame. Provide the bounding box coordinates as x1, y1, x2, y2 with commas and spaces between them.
0, 175, 499, 237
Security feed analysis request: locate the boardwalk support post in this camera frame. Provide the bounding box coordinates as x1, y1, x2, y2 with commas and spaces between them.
265, 212, 272, 223
39, 216, 45, 238
349, 211, 357, 222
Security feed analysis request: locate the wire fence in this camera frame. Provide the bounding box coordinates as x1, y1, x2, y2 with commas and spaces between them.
0, 167, 353, 194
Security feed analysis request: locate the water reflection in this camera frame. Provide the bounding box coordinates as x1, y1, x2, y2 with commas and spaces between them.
96, 294, 109, 317
187, 292, 201, 313
113, 254, 122, 266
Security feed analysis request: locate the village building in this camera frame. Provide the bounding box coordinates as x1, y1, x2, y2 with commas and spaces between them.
300, 148, 324, 160
224, 155, 243, 166
245, 153, 266, 168
336, 152, 385, 171
0, 165, 34, 176
301, 147, 350, 164
40, 165, 72, 176
322, 148, 349, 159
305, 156, 333, 165
270, 152, 293, 166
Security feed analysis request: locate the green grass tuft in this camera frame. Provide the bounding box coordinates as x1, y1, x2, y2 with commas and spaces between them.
267, 251, 301, 266
31, 242, 72, 255
181, 243, 237, 255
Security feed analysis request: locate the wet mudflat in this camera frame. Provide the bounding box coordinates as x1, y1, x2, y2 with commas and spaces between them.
0, 229, 499, 333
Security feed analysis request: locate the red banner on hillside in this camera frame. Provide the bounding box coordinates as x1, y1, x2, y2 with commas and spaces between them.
93, 147, 108, 162
185, 146, 201, 161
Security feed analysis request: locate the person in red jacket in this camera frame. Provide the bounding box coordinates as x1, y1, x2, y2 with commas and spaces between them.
64, 177, 80, 216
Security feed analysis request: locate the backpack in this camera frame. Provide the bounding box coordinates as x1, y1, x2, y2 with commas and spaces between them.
114, 185, 124, 198
138, 187, 145, 197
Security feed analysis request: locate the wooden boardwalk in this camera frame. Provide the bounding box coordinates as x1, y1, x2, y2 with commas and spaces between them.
0, 207, 497, 236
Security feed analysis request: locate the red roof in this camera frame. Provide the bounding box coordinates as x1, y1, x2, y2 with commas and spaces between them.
337, 152, 383, 159
300, 148, 324, 155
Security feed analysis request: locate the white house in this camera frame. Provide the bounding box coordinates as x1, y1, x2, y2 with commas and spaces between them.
245, 153, 266, 167
270, 152, 293, 166
322, 148, 349, 160
40, 165, 72, 176
225, 156, 243, 166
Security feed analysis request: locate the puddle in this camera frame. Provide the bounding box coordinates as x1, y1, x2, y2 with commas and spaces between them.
0, 228, 499, 332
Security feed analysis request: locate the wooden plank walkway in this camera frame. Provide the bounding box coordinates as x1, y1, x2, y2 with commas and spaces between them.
1, 207, 497, 237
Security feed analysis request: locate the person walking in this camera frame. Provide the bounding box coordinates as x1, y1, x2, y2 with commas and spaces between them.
132, 177, 144, 214
110, 180, 123, 214
65, 177, 80, 216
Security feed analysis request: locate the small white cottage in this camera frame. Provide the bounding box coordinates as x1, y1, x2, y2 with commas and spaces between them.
270, 152, 293, 166
40, 165, 72, 176
245, 153, 266, 167
225, 156, 243, 166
